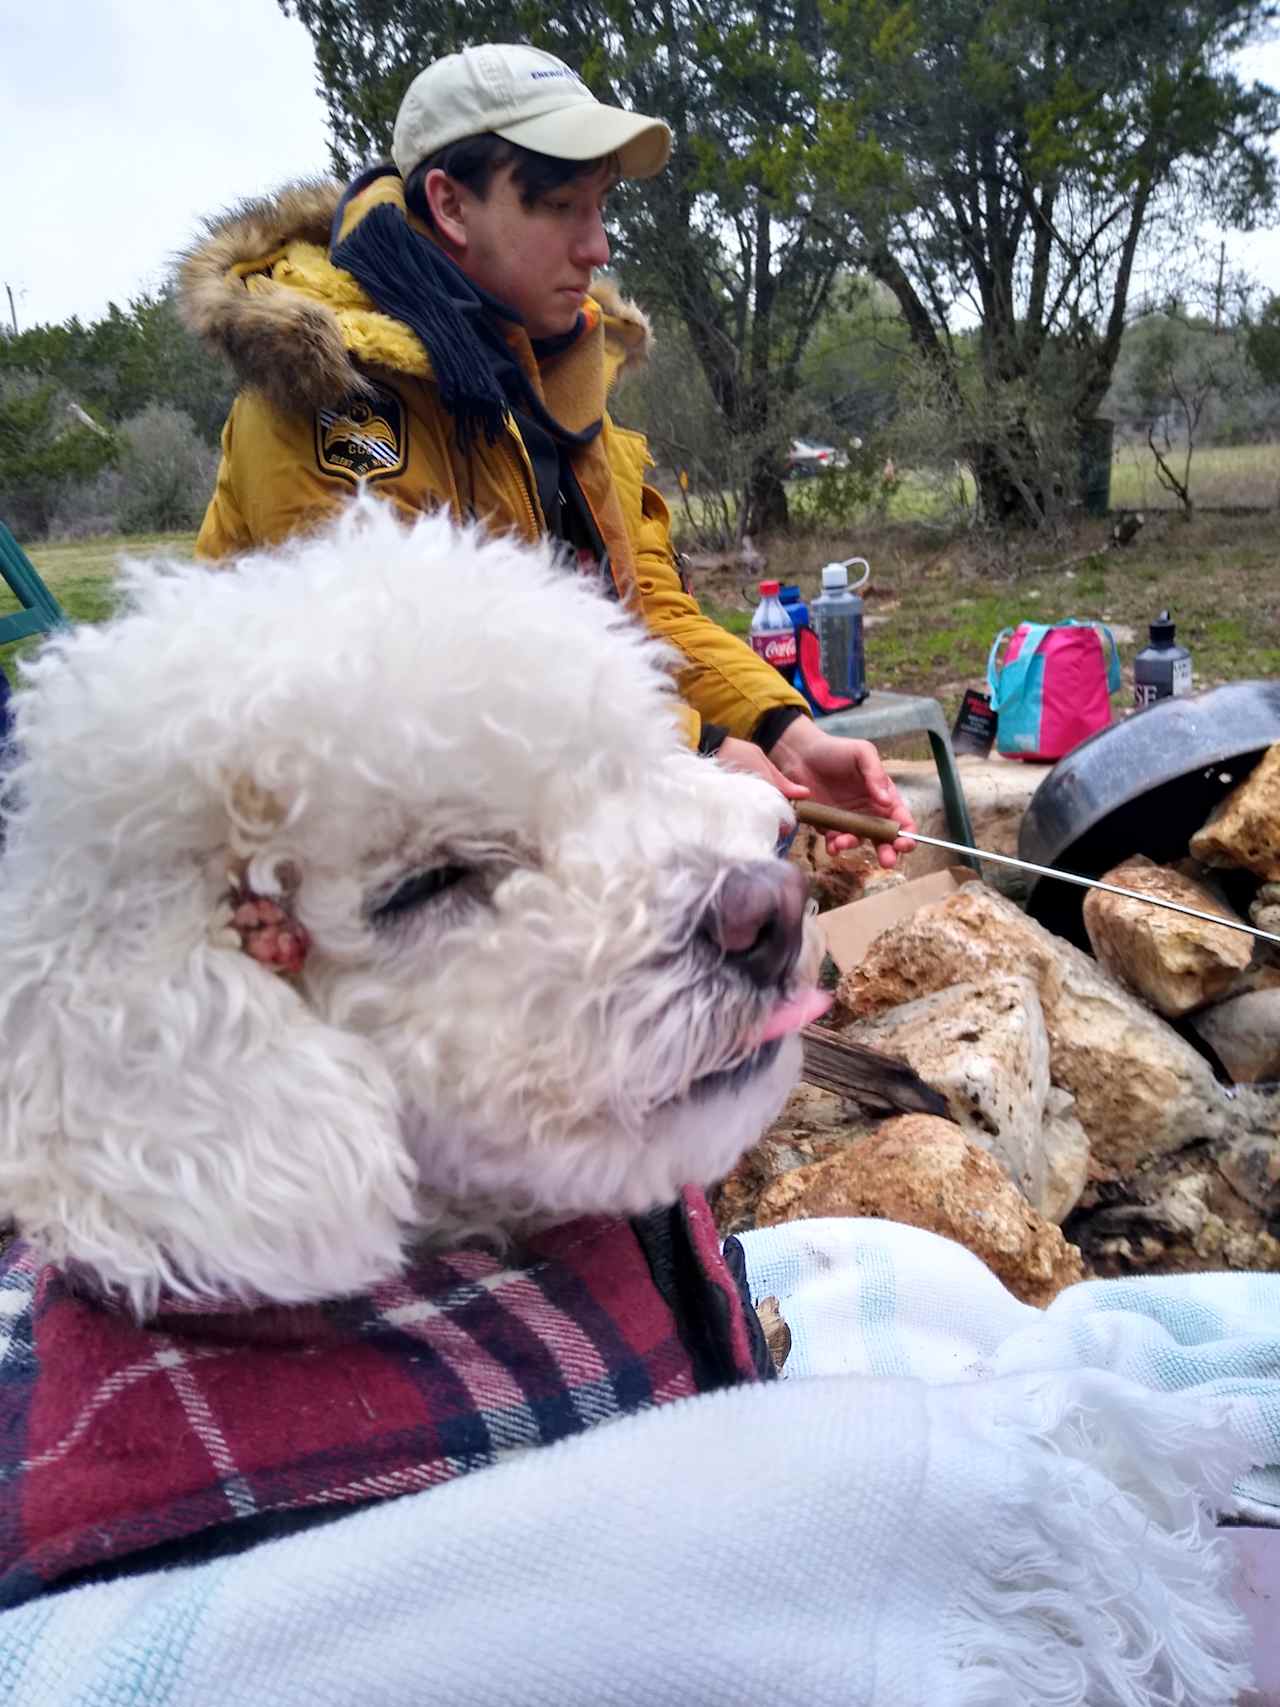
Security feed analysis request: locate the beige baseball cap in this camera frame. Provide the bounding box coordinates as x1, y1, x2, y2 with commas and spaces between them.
392, 44, 672, 182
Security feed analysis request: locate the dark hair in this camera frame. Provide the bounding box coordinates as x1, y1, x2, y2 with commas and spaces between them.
404, 134, 616, 231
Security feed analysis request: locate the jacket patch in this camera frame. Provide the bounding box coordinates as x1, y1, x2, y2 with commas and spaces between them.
315, 388, 406, 484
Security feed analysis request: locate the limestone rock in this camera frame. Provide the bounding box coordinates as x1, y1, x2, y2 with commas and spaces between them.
1225, 960, 1280, 998
712, 1082, 875, 1236
1082, 855, 1253, 1017
1215, 1123, 1280, 1218
836, 882, 1233, 1176
1251, 883, 1280, 937
788, 826, 884, 909
1191, 989, 1280, 1084
755, 1296, 791, 1372
1041, 1087, 1091, 1224
1066, 1147, 1280, 1277
1194, 1209, 1280, 1270
1171, 857, 1238, 907
1224, 1084, 1280, 1206
1189, 742, 1280, 880
842, 976, 1053, 1212
753, 1114, 1083, 1306
765, 1079, 860, 1142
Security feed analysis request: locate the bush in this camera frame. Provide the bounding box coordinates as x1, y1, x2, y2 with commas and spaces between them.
785, 442, 883, 528
113, 405, 218, 534
43, 405, 218, 541
44, 405, 217, 540
45, 468, 125, 540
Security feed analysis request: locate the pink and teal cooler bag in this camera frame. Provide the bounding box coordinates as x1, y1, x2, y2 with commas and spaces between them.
986, 619, 1119, 761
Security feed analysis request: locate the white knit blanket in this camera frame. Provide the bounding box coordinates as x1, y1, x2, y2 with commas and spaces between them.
739, 1217, 1280, 1522
2, 1222, 1276, 1706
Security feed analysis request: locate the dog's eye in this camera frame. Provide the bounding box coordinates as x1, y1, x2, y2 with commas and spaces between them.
371, 864, 471, 923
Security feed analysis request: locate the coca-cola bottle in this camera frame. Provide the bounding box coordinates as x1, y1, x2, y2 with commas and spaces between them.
749, 579, 797, 676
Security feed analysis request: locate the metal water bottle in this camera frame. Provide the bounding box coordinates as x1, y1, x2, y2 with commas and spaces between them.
749, 579, 798, 676
811, 557, 869, 703
1134, 610, 1192, 708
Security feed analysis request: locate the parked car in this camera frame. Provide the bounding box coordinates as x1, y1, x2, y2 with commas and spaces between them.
785, 438, 856, 477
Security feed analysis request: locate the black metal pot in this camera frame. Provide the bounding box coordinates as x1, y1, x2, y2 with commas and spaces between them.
1018, 680, 1280, 949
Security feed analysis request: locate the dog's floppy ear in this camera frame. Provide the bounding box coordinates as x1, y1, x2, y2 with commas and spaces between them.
0, 831, 418, 1316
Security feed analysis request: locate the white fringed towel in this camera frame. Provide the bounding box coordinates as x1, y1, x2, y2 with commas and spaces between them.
0, 1358, 1256, 1704
737, 1216, 1280, 1520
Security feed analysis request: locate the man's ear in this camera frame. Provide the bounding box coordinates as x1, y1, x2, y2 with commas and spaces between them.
0, 931, 419, 1318
423, 167, 470, 254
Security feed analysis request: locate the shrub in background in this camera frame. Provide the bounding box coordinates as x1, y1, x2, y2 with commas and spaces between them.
113, 406, 218, 535
44, 469, 124, 541
44, 406, 216, 541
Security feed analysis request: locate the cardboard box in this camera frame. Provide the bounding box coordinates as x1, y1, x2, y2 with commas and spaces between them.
819, 866, 979, 975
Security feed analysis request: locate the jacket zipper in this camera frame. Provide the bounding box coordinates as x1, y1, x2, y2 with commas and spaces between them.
505, 420, 543, 539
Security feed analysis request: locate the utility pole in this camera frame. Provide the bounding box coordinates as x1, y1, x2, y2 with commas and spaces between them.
1213, 241, 1226, 334
3, 283, 16, 337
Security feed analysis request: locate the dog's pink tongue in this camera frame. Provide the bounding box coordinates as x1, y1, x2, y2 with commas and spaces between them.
758, 987, 832, 1043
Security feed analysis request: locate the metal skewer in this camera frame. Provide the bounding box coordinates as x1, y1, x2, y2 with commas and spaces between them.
794, 800, 1280, 950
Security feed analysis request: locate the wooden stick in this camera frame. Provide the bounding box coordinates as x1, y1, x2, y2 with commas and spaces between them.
794, 800, 903, 843
800, 1024, 948, 1117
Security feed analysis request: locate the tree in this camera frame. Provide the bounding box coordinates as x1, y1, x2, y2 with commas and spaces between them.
1129, 314, 1248, 518
817, 0, 1279, 526
0, 376, 118, 540
282, 0, 1278, 532
280, 0, 857, 533
1246, 292, 1280, 386
0, 290, 235, 444
795, 275, 911, 443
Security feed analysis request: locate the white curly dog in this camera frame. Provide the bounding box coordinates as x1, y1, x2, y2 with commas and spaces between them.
0, 502, 824, 1314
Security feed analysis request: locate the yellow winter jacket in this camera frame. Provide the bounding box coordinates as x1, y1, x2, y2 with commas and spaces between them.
179, 177, 806, 747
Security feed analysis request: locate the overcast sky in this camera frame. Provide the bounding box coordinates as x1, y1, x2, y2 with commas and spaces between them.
2, 1, 1279, 335
2, 0, 333, 331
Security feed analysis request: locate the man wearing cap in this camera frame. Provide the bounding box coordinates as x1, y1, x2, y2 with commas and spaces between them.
180, 43, 913, 859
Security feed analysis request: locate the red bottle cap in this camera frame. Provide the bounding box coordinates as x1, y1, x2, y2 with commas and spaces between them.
758, 579, 780, 596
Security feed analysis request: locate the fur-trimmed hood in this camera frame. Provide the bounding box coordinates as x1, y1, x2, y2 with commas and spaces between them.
178, 176, 654, 419
586, 274, 654, 371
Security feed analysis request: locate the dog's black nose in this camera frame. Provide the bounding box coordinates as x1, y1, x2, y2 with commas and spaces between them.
703, 861, 808, 987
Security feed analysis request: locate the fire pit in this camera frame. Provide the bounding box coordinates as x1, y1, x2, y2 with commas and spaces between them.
716, 700, 1280, 1292
1019, 680, 1280, 949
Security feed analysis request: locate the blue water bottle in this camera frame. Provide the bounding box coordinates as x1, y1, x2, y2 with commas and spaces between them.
777, 585, 810, 696
810, 557, 869, 702
778, 583, 809, 631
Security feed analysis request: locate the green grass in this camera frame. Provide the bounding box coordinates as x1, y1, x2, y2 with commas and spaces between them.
783, 466, 966, 526
5, 511, 1278, 745
673, 466, 966, 537
687, 510, 1280, 740
670, 443, 1280, 542
0, 532, 196, 677
1109, 441, 1280, 511
703, 603, 752, 638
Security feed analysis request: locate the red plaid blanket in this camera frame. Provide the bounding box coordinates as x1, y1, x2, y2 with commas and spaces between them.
0, 1188, 762, 1607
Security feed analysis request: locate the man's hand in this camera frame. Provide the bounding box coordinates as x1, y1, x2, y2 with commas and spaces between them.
767, 719, 916, 868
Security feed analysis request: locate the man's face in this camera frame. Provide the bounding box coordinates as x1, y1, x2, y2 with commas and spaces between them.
445, 162, 615, 338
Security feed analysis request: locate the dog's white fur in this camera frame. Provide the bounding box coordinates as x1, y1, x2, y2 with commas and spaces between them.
0, 502, 818, 1314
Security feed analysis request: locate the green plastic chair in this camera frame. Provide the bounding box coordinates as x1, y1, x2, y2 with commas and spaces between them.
0, 521, 66, 649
